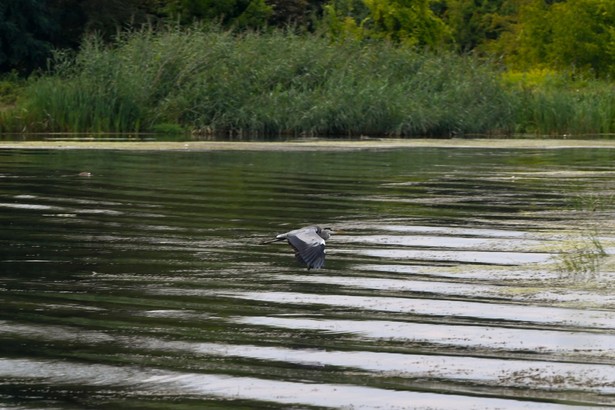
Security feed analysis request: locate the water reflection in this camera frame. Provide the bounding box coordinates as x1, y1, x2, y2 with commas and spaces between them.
0, 358, 580, 409
1, 147, 615, 408
234, 316, 615, 356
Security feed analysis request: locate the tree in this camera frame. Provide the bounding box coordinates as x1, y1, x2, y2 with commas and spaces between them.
324, 0, 450, 48
0, 0, 55, 74
163, 0, 273, 28
491, 0, 615, 77
442, 0, 516, 53
322, 0, 370, 40
234, 0, 274, 28
547, 0, 615, 76
266, 0, 323, 28
364, 0, 450, 47
79, 0, 159, 40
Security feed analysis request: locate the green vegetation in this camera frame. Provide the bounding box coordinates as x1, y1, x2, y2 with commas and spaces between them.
557, 191, 614, 282
556, 232, 608, 282
503, 70, 615, 136
571, 191, 615, 213
0, 73, 24, 107
4, 28, 515, 136
1, 0, 615, 136
491, 0, 615, 78
324, 0, 451, 47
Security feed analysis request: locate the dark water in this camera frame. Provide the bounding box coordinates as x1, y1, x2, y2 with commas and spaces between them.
1, 147, 615, 409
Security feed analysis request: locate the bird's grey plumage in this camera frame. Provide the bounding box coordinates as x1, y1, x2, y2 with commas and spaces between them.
266, 225, 333, 270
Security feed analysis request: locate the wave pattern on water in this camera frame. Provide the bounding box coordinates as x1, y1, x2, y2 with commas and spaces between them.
1, 148, 615, 408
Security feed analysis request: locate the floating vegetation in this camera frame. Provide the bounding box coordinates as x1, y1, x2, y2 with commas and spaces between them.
571, 191, 615, 212
556, 232, 608, 282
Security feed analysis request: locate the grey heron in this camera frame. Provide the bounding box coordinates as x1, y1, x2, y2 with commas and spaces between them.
263, 225, 333, 270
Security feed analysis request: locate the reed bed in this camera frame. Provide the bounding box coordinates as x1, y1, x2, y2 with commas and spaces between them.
3, 26, 614, 137
524, 88, 615, 136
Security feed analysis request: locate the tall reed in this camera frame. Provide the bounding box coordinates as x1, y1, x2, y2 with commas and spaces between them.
502, 71, 615, 136
5, 26, 613, 137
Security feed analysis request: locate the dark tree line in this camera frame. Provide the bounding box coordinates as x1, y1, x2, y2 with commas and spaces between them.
2, 0, 614, 77
0, 0, 326, 74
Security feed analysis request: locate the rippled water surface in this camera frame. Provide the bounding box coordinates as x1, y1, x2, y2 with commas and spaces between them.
2, 146, 615, 409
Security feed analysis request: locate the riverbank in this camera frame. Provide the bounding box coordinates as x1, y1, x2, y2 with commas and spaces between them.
3, 138, 615, 151
2, 28, 614, 137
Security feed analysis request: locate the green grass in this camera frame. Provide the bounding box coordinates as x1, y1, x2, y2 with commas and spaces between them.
556, 232, 608, 282
509, 86, 615, 136
502, 70, 615, 136
2, 26, 615, 137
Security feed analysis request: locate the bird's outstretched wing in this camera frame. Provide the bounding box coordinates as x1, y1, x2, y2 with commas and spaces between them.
286, 227, 326, 270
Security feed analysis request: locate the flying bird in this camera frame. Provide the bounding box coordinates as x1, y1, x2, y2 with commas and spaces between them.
263, 225, 333, 270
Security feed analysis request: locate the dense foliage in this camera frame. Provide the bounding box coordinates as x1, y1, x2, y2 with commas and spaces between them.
2, 0, 615, 77
0, 0, 55, 74
491, 0, 615, 77
8, 28, 513, 135
324, 0, 451, 47
1, 0, 615, 137
2, 27, 613, 137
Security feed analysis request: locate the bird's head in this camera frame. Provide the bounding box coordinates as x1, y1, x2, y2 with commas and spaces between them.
319, 227, 334, 240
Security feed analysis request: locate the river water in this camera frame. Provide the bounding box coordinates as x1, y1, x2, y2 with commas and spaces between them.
1, 146, 615, 409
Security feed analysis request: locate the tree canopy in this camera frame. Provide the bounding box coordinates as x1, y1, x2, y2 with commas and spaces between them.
325, 0, 450, 47
1, 0, 614, 78
490, 0, 615, 77
0, 0, 55, 74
